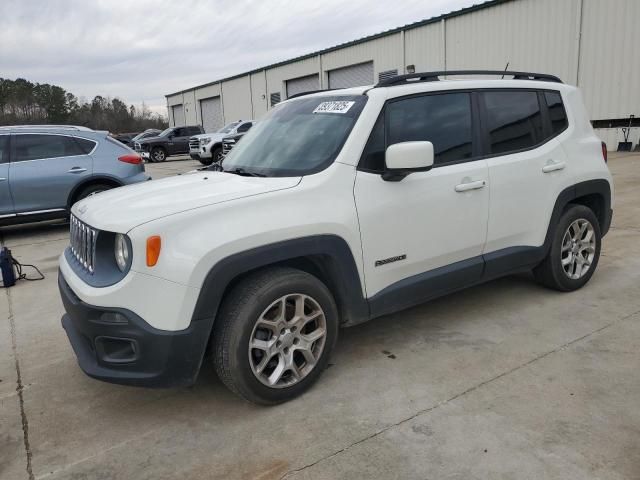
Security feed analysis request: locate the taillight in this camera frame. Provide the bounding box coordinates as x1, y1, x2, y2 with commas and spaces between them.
601, 141, 608, 163
118, 153, 142, 164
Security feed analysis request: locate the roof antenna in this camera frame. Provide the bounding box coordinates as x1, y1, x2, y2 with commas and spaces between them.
501, 62, 510, 79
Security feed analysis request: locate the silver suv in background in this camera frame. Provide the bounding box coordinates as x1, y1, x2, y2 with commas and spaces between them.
0, 125, 150, 226
189, 120, 254, 165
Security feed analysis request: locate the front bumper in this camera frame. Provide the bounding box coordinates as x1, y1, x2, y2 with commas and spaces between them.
189, 147, 212, 158
59, 272, 210, 388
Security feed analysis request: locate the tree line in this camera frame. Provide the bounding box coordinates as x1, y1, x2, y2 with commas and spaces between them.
0, 78, 168, 133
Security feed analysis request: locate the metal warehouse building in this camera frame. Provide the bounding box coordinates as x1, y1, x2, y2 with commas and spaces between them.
166, 0, 640, 149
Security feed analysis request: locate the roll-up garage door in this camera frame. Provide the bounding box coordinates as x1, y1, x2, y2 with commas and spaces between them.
328, 62, 374, 89
171, 104, 185, 127
286, 74, 320, 98
200, 97, 223, 133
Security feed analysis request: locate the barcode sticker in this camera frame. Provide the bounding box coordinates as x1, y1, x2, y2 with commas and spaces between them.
313, 101, 355, 114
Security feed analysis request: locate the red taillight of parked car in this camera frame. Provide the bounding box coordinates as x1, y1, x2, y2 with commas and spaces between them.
118, 153, 142, 164
601, 141, 608, 163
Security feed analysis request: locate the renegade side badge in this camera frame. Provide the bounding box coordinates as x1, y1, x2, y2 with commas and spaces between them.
375, 254, 407, 267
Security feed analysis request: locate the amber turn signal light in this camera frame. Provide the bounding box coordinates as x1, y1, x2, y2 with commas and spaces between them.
146, 236, 161, 267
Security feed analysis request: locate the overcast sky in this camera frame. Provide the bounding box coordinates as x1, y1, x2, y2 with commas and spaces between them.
1, 0, 477, 116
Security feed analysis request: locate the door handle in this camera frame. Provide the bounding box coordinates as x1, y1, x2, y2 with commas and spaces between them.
455, 180, 486, 192
68, 167, 87, 173
0, 177, 6, 182
542, 161, 566, 173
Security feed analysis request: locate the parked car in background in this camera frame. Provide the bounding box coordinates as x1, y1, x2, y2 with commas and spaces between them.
221, 126, 253, 158
112, 133, 137, 147
131, 129, 161, 144
189, 121, 254, 165
0, 125, 149, 225
135, 126, 203, 162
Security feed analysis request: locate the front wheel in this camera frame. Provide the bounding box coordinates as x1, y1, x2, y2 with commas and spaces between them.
150, 146, 167, 162
213, 267, 339, 405
534, 204, 602, 291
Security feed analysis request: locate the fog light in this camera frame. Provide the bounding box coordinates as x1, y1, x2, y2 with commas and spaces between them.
95, 337, 138, 363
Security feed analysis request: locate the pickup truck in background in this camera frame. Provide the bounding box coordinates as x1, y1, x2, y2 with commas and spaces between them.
189, 121, 254, 165
135, 125, 204, 162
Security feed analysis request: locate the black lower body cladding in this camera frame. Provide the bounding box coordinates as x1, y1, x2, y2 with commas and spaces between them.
59, 272, 209, 387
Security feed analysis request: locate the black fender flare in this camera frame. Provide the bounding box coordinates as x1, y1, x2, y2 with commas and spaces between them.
543, 179, 612, 250
191, 235, 369, 326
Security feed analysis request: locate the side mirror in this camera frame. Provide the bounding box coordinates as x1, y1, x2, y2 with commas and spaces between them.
382, 141, 434, 181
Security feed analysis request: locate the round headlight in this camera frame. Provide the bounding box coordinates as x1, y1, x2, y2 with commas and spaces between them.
114, 233, 130, 272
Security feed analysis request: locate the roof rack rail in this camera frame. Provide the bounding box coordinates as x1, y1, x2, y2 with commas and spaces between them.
374, 70, 563, 87
286, 88, 337, 100
0, 125, 94, 131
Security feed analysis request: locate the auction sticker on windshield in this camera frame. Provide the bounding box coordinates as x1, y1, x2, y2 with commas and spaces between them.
313, 101, 355, 114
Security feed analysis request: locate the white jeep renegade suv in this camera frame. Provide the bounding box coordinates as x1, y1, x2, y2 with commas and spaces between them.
59, 70, 613, 404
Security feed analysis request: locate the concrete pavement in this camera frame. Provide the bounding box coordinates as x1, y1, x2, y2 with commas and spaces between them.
1, 154, 639, 480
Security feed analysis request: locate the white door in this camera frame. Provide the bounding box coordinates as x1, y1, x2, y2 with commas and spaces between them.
355, 91, 489, 301
328, 62, 374, 89
286, 74, 320, 98
481, 89, 570, 253
172, 104, 185, 127
200, 97, 223, 133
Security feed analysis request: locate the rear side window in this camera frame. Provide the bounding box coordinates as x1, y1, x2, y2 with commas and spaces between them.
482, 91, 544, 155
544, 91, 568, 135
187, 127, 202, 136
360, 92, 473, 172
0, 135, 9, 164
73, 137, 97, 154
14, 134, 85, 162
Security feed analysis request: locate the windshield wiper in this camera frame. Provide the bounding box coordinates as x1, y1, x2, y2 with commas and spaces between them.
223, 167, 266, 177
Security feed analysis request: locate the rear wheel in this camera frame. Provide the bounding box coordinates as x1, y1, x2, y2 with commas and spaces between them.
73, 183, 113, 204
534, 204, 601, 291
150, 146, 167, 162
213, 267, 339, 405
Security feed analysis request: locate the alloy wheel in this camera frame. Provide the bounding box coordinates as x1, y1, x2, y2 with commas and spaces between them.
561, 218, 596, 280
248, 293, 327, 389
153, 149, 166, 162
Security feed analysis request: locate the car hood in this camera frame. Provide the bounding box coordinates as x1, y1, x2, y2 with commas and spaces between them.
72, 172, 302, 233
137, 135, 164, 144
191, 132, 226, 143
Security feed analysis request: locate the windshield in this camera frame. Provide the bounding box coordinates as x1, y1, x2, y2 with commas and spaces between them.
222, 95, 367, 177
217, 122, 241, 134
132, 130, 157, 141
158, 128, 173, 137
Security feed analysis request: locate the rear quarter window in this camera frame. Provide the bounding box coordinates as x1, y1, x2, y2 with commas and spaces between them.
544, 91, 569, 135
74, 137, 97, 154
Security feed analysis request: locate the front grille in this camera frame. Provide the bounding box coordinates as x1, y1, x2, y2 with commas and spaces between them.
70, 214, 98, 274
222, 141, 234, 157
189, 138, 200, 150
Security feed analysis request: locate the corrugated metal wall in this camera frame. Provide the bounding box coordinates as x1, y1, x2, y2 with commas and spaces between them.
444, 0, 579, 82
578, 0, 640, 119
167, 0, 639, 150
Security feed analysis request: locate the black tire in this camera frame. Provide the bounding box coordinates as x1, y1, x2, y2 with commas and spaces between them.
213, 267, 339, 405
199, 146, 221, 166
150, 146, 167, 162
73, 183, 114, 204
533, 204, 601, 291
